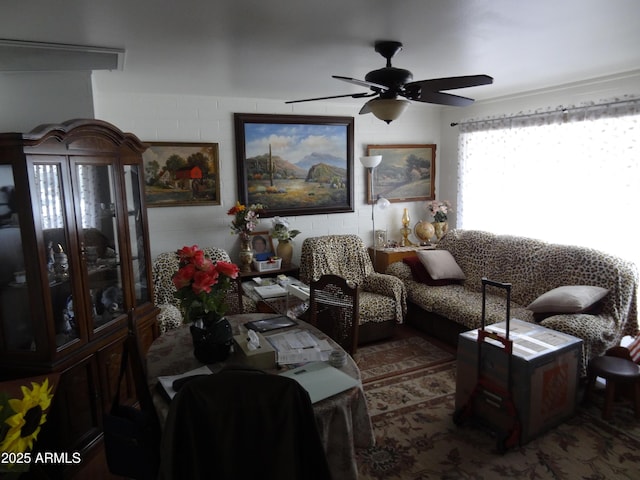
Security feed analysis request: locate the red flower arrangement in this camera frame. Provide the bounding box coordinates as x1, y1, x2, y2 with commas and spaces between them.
172, 245, 240, 323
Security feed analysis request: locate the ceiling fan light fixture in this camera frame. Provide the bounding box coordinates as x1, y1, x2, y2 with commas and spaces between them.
367, 98, 410, 124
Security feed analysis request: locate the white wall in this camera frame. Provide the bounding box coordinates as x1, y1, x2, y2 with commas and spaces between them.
0, 72, 94, 132
437, 71, 640, 228
93, 91, 443, 262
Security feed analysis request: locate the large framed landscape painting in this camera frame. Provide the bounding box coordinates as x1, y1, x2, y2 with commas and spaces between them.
234, 113, 354, 217
366, 144, 436, 203
142, 142, 221, 207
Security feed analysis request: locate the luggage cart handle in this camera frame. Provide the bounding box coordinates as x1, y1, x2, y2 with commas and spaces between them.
478, 329, 514, 354
481, 277, 512, 338
482, 278, 512, 291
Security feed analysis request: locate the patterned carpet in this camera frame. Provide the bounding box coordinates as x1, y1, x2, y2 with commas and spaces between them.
354, 336, 640, 480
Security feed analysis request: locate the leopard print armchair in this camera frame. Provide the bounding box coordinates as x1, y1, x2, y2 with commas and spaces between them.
299, 234, 407, 344
152, 247, 257, 333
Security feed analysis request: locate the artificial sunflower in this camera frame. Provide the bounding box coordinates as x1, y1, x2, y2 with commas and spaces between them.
0, 378, 54, 453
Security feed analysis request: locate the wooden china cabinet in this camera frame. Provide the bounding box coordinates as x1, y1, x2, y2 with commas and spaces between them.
0, 119, 159, 478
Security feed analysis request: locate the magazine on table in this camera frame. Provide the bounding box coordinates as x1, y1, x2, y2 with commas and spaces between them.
245, 315, 298, 333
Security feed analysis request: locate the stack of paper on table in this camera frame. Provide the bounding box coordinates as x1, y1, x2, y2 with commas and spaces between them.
254, 284, 288, 298
286, 283, 310, 301
279, 361, 359, 403
265, 329, 333, 364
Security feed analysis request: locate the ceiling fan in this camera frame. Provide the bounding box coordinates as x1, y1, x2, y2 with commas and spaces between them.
286, 40, 493, 123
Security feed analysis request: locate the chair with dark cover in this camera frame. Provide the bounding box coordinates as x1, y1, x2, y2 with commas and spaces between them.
159, 368, 332, 480
152, 247, 257, 333
309, 274, 359, 354
300, 234, 407, 345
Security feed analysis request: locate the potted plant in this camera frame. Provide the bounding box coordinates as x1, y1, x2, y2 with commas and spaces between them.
270, 216, 301, 264
227, 202, 264, 272
425, 200, 453, 240
172, 245, 240, 363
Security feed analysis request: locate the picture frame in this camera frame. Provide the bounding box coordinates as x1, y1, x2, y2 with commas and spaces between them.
366, 144, 436, 203
248, 231, 275, 261
142, 142, 221, 207
234, 113, 354, 217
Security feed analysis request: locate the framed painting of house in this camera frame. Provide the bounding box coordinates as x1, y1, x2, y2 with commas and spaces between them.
365, 144, 436, 203
142, 142, 221, 207
234, 113, 354, 217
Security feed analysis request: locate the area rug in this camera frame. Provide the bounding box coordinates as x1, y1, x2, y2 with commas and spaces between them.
353, 336, 455, 383
354, 337, 640, 480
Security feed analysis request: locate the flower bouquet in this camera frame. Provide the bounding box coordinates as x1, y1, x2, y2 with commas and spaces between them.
172, 245, 240, 363
227, 201, 264, 241
425, 200, 453, 222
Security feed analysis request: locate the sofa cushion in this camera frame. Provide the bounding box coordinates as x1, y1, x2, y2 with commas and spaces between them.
402, 256, 457, 286
417, 250, 466, 281
527, 285, 609, 313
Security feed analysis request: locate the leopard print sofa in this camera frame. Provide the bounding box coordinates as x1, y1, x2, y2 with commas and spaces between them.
386, 229, 639, 375
152, 247, 257, 333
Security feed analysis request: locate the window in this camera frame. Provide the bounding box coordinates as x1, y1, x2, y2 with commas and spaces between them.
457, 98, 640, 269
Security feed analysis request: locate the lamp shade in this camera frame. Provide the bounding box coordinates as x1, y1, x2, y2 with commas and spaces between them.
368, 98, 410, 124
360, 155, 382, 169
376, 196, 391, 210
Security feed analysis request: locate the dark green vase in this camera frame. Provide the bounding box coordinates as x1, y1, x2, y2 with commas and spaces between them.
189, 315, 233, 364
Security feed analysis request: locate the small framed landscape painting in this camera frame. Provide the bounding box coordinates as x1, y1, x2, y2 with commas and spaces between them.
142, 142, 221, 207
234, 113, 355, 217
366, 144, 436, 203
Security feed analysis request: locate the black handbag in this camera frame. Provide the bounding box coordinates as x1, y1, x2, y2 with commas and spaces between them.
103, 332, 161, 480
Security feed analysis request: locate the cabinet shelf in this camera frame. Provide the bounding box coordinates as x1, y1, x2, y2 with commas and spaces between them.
0, 119, 160, 478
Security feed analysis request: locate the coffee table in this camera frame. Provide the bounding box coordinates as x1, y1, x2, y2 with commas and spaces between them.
242, 276, 309, 318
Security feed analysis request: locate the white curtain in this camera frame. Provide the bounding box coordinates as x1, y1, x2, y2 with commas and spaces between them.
77, 164, 100, 229
34, 164, 64, 230
457, 97, 640, 268
34, 164, 101, 230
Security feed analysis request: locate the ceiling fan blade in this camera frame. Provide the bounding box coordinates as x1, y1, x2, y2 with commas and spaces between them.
412, 90, 476, 107
359, 100, 373, 115
332, 75, 389, 92
285, 91, 375, 104
407, 74, 493, 92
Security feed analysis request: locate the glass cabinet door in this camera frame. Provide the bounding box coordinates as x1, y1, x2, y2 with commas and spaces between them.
33, 161, 81, 348
74, 161, 126, 333
0, 165, 34, 351
123, 165, 150, 306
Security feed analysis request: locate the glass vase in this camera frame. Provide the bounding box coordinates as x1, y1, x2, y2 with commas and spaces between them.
432, 221, 449, 241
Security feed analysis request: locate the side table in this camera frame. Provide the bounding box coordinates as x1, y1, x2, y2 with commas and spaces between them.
368, 246, 435, 273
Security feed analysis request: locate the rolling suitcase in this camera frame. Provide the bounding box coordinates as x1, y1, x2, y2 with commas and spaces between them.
453, 277, 522, 453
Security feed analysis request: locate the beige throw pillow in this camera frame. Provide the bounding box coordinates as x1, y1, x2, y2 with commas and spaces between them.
527, 285, 609, 313
416, 250, 466, 280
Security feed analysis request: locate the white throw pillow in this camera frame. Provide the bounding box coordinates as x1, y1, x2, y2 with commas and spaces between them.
416, 250, 466, 280
527, 285, 609, 313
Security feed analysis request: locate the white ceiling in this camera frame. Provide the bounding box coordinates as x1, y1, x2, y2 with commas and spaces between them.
1, 0, 640, 105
